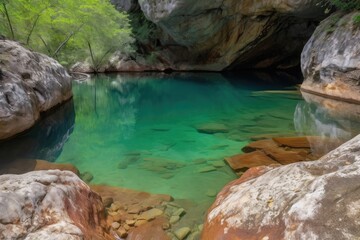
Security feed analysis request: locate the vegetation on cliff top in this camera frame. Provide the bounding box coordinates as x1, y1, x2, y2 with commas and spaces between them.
0, 0, 134, 70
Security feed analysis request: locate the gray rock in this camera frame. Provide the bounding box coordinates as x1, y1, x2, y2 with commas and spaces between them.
0, 170, 107, 239
0, 40, 72, 140
203, 134, 360, 239
301, 11, 360, 103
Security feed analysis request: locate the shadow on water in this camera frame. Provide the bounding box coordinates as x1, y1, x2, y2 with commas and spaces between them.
0, 99, 75, 173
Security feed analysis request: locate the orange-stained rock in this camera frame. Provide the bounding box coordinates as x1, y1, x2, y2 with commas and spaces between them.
0, 170, 111, 240
35, 159, 80, 175
127, 217, 170, 240
202, 135, 360, 240
225, 151, 278, 171
272, 136, 311, 148
241, 138, 316, 165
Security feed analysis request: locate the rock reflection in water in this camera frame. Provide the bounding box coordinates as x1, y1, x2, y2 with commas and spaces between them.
294, 91, 360, 155
0, 99, 75, 171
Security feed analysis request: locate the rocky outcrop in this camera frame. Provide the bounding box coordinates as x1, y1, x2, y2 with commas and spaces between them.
0, 170, 110, 240
203, 134, 360, 239
301, 11, 360, 103
100, 0, 325, 72
0, 40, 72, 140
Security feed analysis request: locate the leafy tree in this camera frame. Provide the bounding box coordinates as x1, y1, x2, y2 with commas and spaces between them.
0, 0, 134, 70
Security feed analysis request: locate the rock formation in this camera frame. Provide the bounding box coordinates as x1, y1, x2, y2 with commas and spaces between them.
301, 11, 360, 103
0, 40, 72, 140
0, 170, 110, 240
203, 134, 360, 239
73, 0, 325, 72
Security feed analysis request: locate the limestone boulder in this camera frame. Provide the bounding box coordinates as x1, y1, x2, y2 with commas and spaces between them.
0, 40, 72, 140
203, 134, 360, 239
0, 170, 110, 240
301, 11, 360, 103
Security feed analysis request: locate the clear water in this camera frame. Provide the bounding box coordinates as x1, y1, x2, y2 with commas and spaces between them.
1, 72, 360, 224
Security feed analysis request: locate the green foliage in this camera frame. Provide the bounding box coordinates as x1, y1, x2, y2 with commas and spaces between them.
327, 0, 360, 11
354, 14, 360, 24
0, 0, 134, 69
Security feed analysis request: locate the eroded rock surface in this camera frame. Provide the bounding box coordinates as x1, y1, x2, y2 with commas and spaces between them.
0, 170, 110, 240
0, 40, 72, 140
301, 11, 360, 103
100, 0, 325, 72
203, 134, 360, 239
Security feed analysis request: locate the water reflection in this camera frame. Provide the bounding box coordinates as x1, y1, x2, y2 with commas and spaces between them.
0, 99, 75, 164
294, 91, 360, 154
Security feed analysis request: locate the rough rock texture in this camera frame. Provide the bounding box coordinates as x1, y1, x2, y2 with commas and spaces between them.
98, 0, 325, 72
203, 134, 360, 239
0, 170, 110, 240
301, 11, 360, 103
110, 0, 139, 12
0, 40, 72, 140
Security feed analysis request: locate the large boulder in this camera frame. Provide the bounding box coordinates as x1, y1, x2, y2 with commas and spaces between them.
0, 170, 110, 240
202, 134, 360, 239
301, 11, 360, 103
104, 0, 325, 71
0, 40, 72, 140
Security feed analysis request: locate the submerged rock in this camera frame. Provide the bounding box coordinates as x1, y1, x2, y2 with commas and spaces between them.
301, 11, 360, 103
203, 134, 360, 239
0, 170, 109, 239
0, 40, 72, 140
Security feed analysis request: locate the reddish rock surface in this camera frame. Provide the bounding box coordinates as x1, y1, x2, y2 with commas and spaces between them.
225, 151, 278, 171
0, 170, 110, 240
203, 134, 360, 240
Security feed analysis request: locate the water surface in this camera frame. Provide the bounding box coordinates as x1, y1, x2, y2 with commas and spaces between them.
2, 72, 360, 225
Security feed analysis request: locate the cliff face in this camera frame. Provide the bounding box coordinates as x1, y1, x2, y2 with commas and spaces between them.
301, 11, 360, 103
74, 0, 325, 72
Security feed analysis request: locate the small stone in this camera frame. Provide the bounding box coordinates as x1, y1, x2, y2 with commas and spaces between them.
162, 222, 171, 230
197, 166, 217, 173
170, 215, 180, 224
123, 224, 130, 231
102, 197, 113, 208
195, 123, 229, 134
211, 160, 226, 168
206, 189, 217, 197
125, 219, 136, 226
135, 219, 147, 227
172, 208, 185, 217
110, 203, 120, 212
188, 231, 200, 240
139, 208, 164, 221
80, 171, 93, 183
111, 222, 120, 229
127, 204, 143, 214
116, 227, 128, 238
174, 227, 191, 240
198, 224, 204, 231
161, 173, 174, 179
112, 212, 124, 222
117, 161, 128, 169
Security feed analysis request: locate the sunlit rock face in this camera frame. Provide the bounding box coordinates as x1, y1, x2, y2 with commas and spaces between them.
0, 170, 110, 240
301, 11, 360, 103
0, 40, 72, 140
104, 0, 325, 71
203, 134, 360, 240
